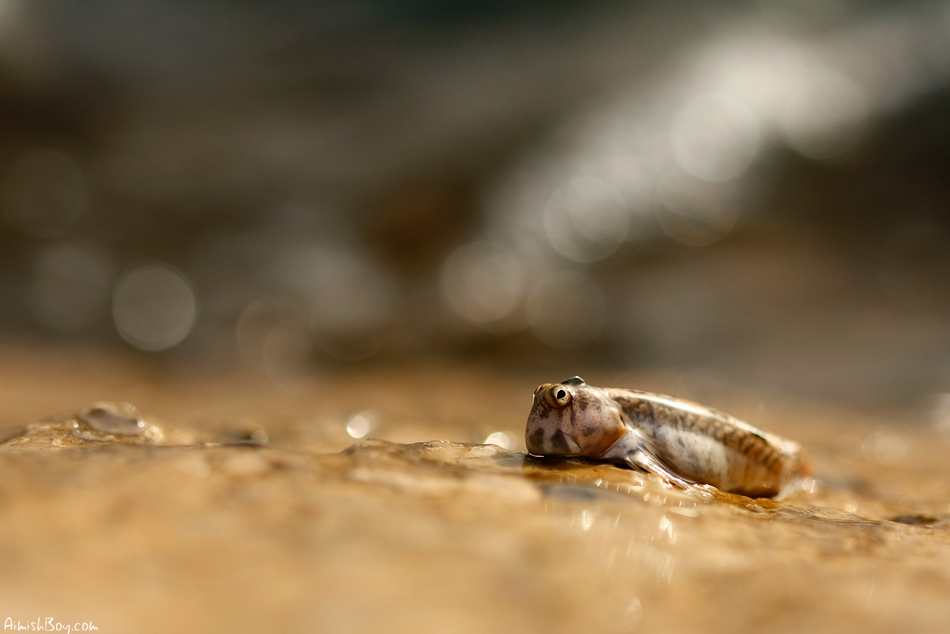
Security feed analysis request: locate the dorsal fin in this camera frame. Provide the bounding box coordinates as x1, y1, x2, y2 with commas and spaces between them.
562, 376, 585, 386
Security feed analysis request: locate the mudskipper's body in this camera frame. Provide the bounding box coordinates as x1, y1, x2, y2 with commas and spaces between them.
525, 377, 810, 497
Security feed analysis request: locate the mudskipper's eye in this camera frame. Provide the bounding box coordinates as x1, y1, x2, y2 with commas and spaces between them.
545, 385, 573, 408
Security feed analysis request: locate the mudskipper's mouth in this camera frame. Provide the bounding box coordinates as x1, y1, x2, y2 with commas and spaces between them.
540, 428, 582, 456
562, 432, 581, 453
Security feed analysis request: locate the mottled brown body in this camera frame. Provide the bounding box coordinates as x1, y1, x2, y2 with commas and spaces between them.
526, 378, 811, 497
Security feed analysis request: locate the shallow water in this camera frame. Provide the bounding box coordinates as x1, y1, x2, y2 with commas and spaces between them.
0, 346, 948, 633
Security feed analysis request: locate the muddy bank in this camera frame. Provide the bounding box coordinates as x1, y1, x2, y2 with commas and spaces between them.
0, 347, 948, 633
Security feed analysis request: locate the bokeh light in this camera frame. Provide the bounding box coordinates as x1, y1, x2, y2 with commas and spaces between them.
526, 270, 606, 349
656, 170, 743, 247
861, 431, 908, 466
670, 93, 760, 183
236, 297, 312, 378
0, 0, 943, 402
440, 241, 525, 330
784, 67, 868, 160
278, 245, 393, 361
484, 431, 517, 449
346, 411, 375, 439
112, 263, 197, 352
543, 177, 630, 262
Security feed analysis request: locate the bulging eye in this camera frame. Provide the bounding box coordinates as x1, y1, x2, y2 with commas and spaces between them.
545, 385, 573, 408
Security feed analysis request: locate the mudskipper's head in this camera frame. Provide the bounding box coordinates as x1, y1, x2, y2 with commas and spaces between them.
525, 377, 626, 457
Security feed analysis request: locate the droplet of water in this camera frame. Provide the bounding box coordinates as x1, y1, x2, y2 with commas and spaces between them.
78, 402, 147, 435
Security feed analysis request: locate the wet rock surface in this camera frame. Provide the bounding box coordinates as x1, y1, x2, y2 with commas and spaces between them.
2, 402, 166, 449
0, 347, 949, 633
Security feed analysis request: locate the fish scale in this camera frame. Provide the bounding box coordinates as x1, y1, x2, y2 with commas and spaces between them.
611, 391, 788, 471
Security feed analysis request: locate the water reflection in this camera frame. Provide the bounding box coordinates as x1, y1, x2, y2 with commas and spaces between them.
572, 508, 595, 531
603, 596, 642, 634
657, 515, 677, 545
78, 402, 146, 435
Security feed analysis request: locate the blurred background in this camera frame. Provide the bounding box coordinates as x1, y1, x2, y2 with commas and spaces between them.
2, 0, 950, 411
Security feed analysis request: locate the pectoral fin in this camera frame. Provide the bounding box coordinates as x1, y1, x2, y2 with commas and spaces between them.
625, 450, 714, 499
